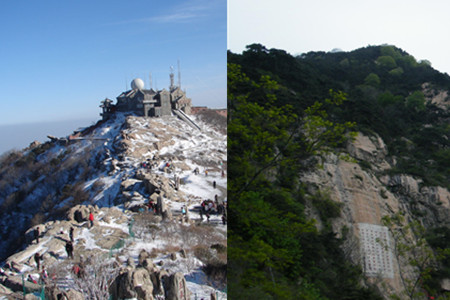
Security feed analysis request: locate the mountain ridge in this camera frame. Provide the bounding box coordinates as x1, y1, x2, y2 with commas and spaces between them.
0, 111, 227, 299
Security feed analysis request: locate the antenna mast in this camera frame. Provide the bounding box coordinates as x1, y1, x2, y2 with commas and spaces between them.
170, 66, 175, 90
149, 72, 153, 89
177, 59, 181, 89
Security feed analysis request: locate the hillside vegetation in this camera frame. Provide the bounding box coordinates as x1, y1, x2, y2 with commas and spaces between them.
228, 44, 450, 299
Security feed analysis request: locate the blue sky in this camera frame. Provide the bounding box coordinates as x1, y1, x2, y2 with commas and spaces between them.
0, 0, 226, 127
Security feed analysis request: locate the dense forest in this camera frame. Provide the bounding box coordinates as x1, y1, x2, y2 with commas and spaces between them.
228, 44, 450, 299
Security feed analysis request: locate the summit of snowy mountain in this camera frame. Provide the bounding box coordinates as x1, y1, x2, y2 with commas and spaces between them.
0, 111, 227, 299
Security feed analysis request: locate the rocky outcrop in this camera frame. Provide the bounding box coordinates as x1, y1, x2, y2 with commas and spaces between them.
302, 131, 450, 297
111, 267, 154, 300
64, 289, 85, 300
163, 272, 190, 300
67, 205, 96, 223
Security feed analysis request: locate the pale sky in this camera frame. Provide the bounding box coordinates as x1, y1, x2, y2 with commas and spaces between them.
228, 0, 450, 75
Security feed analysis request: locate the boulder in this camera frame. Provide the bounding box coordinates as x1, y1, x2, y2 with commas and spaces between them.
142, 258, 157, 274
24, 294, 40, 300
28, 140, 41, 149
121, 179, 141, 191
65, 289, 85, 300
179, 249, 187, 259
111, 268, 154, 300
150, 269, 168, 297
0, 283, 13, 296
138, 250, 150, 266
67, 205, 92, 223
126, 257, 135, 268
162, 209, 173, 221
102, 215, 111, 223
163, 272, 190, 300
3, 275, 40, 293
441, 278, 450, 291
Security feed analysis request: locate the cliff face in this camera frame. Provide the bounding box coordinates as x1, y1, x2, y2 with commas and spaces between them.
302, 132, 450, 297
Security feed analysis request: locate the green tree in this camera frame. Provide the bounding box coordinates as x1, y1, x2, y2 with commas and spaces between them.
377, 55, 397, 69
381, 213, 436, 299
228, 63, 372, 299
364, 73, 381, 87
380, 45, 402, 60
389, 67, 404, 76
406, 91, 426, 112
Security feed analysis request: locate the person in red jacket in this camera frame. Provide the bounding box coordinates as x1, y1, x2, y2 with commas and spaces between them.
89, 212, 94, 228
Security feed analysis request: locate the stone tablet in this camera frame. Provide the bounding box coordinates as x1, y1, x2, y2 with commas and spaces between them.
359, 223, 394, 278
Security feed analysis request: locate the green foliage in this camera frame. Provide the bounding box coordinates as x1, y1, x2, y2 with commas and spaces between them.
364, 73, 381, 87
229, 43, 450, 298
389, 67, 404, 76
377, 55, 397, 69
405, 91, 426, 112
309, 190, 342, 229
231, 43, 450, 189
377, 91, 403, 107
380, 45, 402, 60
228, 62, 380, 299
382, 213, 438, 299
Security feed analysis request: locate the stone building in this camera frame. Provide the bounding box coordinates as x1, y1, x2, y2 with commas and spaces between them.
100, 71, 192, 120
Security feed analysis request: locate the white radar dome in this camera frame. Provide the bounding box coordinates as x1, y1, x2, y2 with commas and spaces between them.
131, 78, 145, 90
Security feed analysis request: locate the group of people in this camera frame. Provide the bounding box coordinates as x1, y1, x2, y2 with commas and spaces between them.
141, 158, 158, 172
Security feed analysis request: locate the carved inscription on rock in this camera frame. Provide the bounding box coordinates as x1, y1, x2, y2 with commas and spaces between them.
359, 223, 394, 278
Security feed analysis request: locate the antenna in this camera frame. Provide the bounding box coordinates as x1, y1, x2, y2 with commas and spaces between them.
170, 66, 175, 90
177, 59, 181, 89
125, 75, 128, 90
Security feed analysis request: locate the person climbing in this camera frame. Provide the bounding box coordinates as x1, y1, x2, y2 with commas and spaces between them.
221, 170, 225, 177
72, 264, 81, 278
34, 227, 40, 244
213, 181, 216, 189
69, 227, 74, 242
89, 212, 94, 228
205, 169, 208, 176
181, 206, 186, 217
27, 274, 37, 284
222, 213, 227, 225
34, 252, 43, 270
217, 203, 224, 215
65, 241, 74, 259
40, 267, 48, 284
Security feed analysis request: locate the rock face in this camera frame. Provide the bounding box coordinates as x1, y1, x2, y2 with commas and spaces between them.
67, 205, 94, 223
164, 272, 190, 300
111, 267, 154, 300
302, 132, 450, 297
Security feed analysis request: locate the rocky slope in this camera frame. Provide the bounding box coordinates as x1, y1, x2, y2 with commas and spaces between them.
302, 132, 450, 297
0, 112, 227, 299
